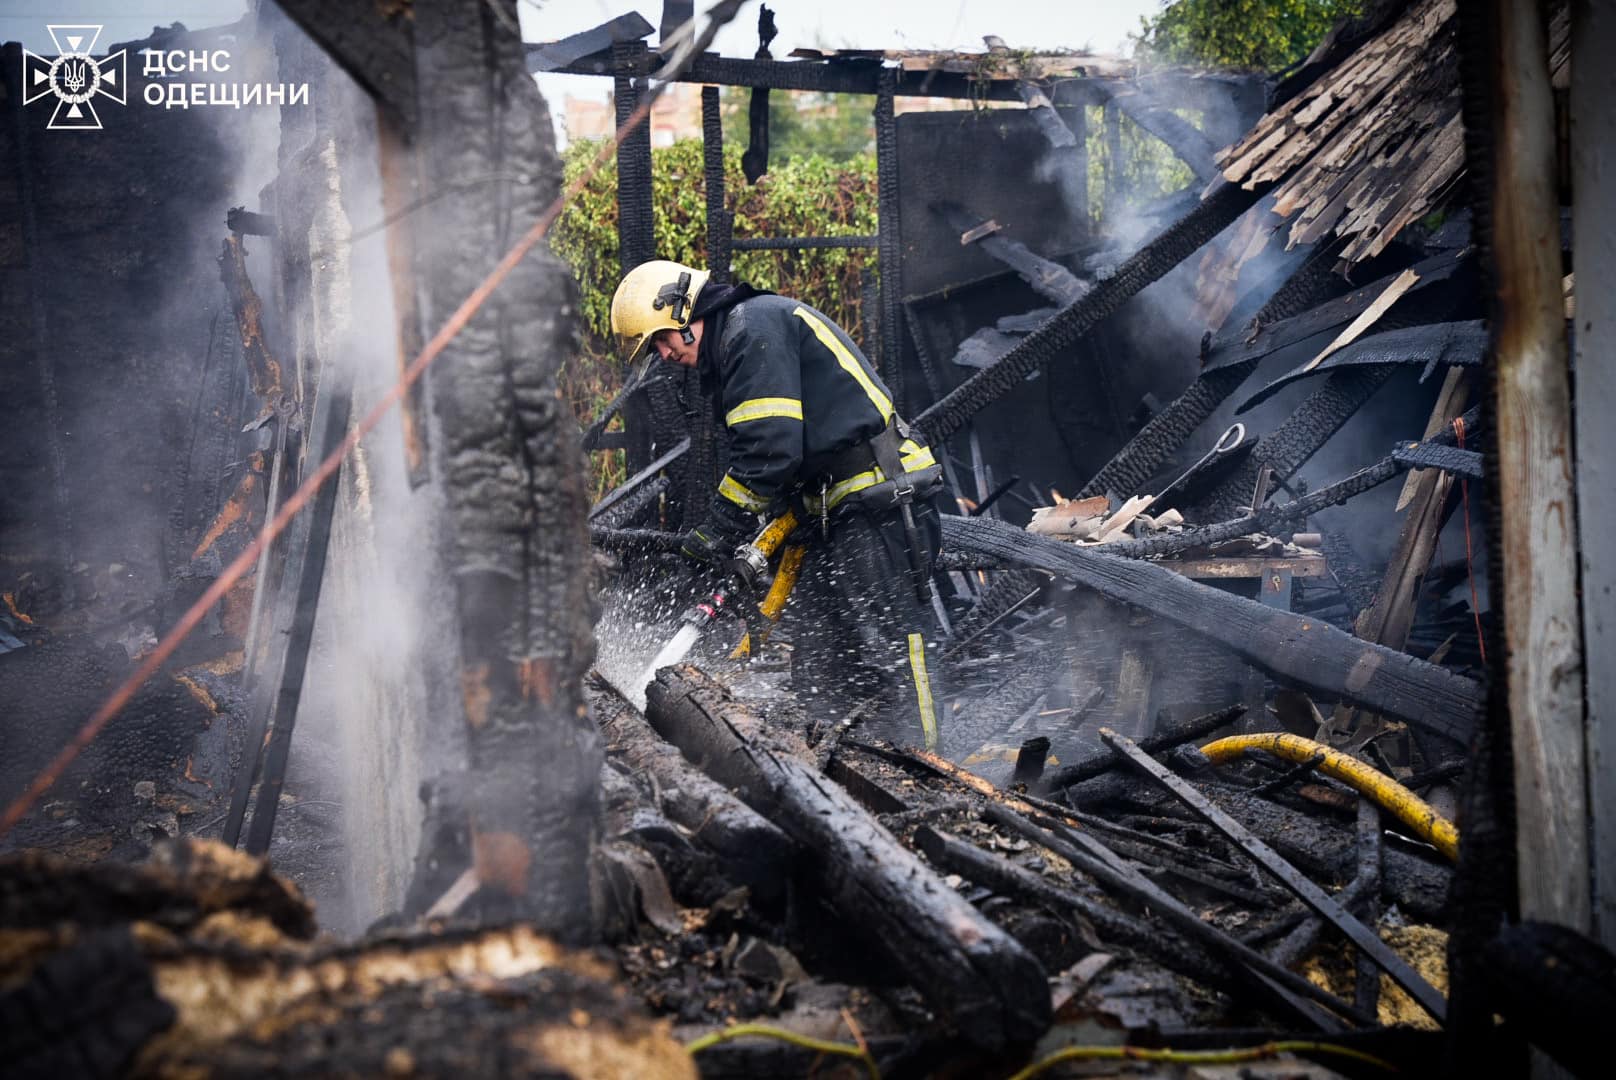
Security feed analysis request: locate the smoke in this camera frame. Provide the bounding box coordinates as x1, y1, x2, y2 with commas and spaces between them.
248, 27, 465, 934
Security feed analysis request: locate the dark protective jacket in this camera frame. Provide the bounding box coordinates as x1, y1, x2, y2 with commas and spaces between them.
696, 293, 933, 536
691, 288, 946, 750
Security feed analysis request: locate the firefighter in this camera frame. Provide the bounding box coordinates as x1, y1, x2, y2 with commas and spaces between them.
611, 259, 948, 747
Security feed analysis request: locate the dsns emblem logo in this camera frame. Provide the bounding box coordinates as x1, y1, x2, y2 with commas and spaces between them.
22, 25, 127, 130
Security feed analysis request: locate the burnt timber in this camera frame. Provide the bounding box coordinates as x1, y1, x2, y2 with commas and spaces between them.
6, 0, 1616, 1075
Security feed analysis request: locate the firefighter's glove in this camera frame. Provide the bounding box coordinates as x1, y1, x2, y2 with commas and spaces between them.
680, 525, 737, 571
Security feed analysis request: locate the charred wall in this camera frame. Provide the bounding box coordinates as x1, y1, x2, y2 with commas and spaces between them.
0, 27, 266, 834
0, 30, 252, 631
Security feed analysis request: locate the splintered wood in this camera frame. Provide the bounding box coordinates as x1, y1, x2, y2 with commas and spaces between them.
1218, 0, 1569, 265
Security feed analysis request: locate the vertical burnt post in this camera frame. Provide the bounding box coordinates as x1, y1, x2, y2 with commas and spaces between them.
1483, 0, 1589, 938
875, 68, 905, 413
409, 0, 602, 936
1571, 0, 1616, 953
612, 40, 656, 276
701, 85, 731, 282
613, 39, 664, 486
376, 114, 432, 490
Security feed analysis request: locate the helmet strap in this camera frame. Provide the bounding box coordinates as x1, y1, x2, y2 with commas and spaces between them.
679, 326, 696, 345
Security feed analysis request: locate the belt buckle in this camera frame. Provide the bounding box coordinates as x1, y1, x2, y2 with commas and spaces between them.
891, 477, 915, 506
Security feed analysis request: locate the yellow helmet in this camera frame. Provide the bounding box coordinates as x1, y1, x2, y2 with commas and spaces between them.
610, 259, 711, 365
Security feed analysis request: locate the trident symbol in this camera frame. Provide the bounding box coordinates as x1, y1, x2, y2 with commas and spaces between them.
61, 57, 88, 94
21, 25, 127, 130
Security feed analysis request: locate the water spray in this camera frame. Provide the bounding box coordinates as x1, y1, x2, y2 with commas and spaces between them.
625, 510, 801, 709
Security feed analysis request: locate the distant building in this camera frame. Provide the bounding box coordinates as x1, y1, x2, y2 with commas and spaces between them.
560, 81, 999, 148
561, 81, 704, 146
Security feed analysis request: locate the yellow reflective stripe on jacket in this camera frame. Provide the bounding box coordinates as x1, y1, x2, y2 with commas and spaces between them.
907, 632, 939, 749
725, 396, 803, 426
791, 306, 893, 422
717, 473, 768, 513
809, 439, 935, 513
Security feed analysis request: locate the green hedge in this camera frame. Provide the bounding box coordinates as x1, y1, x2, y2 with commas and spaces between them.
550, 139, 877, 406
550, 138, 878, 500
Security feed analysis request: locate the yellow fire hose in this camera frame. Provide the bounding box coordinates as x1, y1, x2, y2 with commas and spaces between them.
1199, 732, 1459, 861
731, 544, 806, 658
731, 510, 804, 659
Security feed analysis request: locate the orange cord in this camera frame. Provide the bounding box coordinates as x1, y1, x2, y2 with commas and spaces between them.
1454, 417, 1487, 664
0, 86, 672, 839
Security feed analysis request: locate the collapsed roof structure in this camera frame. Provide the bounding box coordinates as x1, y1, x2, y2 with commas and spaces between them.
2, 0, 1614, 1076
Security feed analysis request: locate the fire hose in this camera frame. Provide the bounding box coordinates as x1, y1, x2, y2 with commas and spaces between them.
1198, 732, 1459, 861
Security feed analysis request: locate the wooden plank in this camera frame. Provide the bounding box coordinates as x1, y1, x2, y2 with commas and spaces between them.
1302, 268, 1421, 372
1490, 0, 1591, 933
1572, 0, 1616, 953
1157, 556, 1330, 580
1330, 367, 1469, 741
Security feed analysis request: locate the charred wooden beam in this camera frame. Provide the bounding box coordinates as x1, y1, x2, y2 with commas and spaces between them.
1391, 442, 1483, 479
588, 437, 690, 521
1267, 872, 1376, 968
240, 368, 351, 857
1096, 407, 1483, 562
404, 0, 602, 933
1097, 84, 1219, 182
941, 515, 1482, 741
1040, 704, 1245, 794
1479, 922, 1616, 1079
216, 236, 284, 406
984, 36, 1077, 149
915, 180, 1267, 444
1353, 798, 1384, 1015
936, 202, 1090, 307
1190, 366, 1395, 522
599, 695, 794, 903
915, 826, 1241, 994
1234, 320, 1486, 415
590, 475, 669, 531
645, 665, 1051, 1050
523, 12, 654, 73
547, 50, 1049, 102
1203, 249, 1473, 376
979, 804, 1366, 1029
1101, 729, 1447, 1023
1197, 786, 1451, 921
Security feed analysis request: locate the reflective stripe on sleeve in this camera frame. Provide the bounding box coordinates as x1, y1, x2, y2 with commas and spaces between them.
717, 473, 769, 513
907, 632, 939, 750
790, 306, 893, 422
725, 396, 804, 426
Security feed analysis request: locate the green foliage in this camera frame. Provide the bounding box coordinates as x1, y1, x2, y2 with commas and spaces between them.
549, 137, 877, 498
1084, 106, 1196, 228
719, 89, 877, 162
1135, 0, 1358, 72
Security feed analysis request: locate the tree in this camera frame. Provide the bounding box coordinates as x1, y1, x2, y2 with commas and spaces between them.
1134, 0, 1358, 72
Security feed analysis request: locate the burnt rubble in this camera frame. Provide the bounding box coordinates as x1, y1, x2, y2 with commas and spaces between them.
4, 0, 1616, 1077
